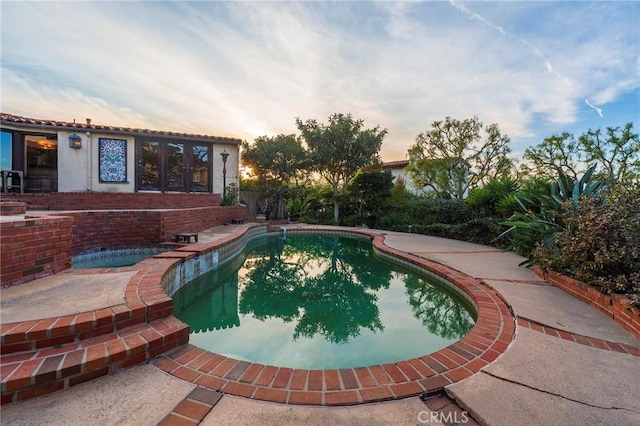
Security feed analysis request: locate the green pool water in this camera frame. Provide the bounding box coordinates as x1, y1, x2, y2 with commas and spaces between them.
172, 233, 475, 369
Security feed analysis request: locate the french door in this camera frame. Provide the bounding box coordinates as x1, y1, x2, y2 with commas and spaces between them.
136, 139, 211, 192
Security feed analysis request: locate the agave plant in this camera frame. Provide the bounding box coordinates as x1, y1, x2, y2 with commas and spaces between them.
496, 165, 606, 261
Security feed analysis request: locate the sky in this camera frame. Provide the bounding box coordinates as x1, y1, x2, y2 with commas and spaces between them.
1, 1, 638, 162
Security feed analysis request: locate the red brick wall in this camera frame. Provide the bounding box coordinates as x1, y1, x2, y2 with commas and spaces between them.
63, 211, 163, 255
1, 216, 73, 287
0, 202, 26, 216
0, 204, 247, 287
534, 266, 640, 340
160, 206, 246, 241
56, 205, 246, 255
0, 192, 222, 210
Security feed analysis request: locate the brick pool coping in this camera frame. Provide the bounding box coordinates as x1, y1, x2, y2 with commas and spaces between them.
152, 227, 517, 406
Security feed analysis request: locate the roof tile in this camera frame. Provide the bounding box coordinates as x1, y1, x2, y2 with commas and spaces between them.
0, 112, 242, 144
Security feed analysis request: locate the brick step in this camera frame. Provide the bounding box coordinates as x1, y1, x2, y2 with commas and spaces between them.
0, 316, 189, 404
1, 298, 173, 355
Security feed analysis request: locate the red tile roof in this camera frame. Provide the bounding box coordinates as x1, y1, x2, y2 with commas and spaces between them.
0, 112, 242, 144
382, 160, 409, 169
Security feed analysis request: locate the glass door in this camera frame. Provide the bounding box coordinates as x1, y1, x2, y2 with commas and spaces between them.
189, 145, 210, 192
166, 142, 185, 191
138, 140, 160, 191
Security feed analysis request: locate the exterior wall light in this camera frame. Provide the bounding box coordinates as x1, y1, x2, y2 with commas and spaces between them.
69, 133, 82, 149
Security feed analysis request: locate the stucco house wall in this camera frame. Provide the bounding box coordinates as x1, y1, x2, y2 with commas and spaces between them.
58, 131, 137, 192
0, 113, 241, 196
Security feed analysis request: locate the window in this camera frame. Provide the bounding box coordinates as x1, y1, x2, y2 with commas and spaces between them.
25, 134, 58, 192
0, 131, 12, 171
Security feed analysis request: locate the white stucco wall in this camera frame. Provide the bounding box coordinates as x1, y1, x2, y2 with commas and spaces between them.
212, 144, 240, 196
58, 131, 136, 192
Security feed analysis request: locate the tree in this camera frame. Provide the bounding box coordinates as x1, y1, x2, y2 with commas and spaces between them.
241, 134, 309, 219
523, 132, 584, 181
348, 169, 395, 226
296, 113, 387, 223
523, 123, 640, 187
407, 116, 512, 200
241, 134, 309, 187
579, 123, 640, 187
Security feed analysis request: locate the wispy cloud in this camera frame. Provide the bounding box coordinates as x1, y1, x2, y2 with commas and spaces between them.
1, 1, 638, 160
449, 0, 506, 35
585, 99, 604, 118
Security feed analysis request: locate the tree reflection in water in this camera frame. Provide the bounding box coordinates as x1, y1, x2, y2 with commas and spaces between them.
239, 235, 387, 343
175, 233, 476, 354
404, 274, 475, 340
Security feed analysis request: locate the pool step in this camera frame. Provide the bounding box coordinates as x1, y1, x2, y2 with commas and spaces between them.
0, 298, 174, 355
0, 316, 189, 404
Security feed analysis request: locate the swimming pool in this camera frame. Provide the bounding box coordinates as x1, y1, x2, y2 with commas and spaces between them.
172, 233, 475, 369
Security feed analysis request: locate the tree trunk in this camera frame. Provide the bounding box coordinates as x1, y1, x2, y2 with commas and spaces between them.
332, 183, 340, 223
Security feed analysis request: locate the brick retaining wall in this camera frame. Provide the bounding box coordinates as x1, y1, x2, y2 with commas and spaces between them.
0, 205, 247, 287
44, 205, 247, 256
534, 266, 640, 340
0, 192, 222, 210
61, 210, 163, 255
0, 202, 26, 216
0, 215, 73, 287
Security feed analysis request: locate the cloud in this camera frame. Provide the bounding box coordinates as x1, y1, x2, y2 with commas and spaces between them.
585, 99, 604, 118
0, 1, 638, 161
449, 0, 506, 35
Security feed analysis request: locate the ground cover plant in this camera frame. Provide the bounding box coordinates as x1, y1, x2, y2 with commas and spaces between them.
533, 190, 640, 306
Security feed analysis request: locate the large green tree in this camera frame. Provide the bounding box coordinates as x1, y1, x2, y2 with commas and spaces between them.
523, 123, 640, 187
407, 116, 512, 200
241, 134, 309, 187
348, 169, 395, 226
579, 123, 640, 187
296, 113, 387, 223
241, 134, 310, 219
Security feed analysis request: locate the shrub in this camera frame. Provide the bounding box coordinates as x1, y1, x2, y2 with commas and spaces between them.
466, 176, 521, 218
410, 198, 472, 225
498, 165, 605, 259
453, 218, 506, 247
534, 192, 640, 306
377, 210, 413, 231
415, 223, 456, 238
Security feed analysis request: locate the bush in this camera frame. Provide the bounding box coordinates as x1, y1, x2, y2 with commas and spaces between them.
498, 165, 605, 259
534, 192, 640, 306
377, 210, 413, 231
410, 218, 505, 248
410, 198, 472, 225
452, 218, 506, 247
415, 223, 456, 237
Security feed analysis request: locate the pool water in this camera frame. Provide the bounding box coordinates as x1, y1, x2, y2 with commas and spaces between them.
172, 234, 475, 369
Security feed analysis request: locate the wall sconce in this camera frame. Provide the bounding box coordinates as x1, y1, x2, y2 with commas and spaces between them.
69, 133, 82, 149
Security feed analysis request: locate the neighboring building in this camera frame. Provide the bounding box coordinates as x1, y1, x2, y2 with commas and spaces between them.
382, 159, 469, 198
382, 159, 427, 195
0, 113, 241, 195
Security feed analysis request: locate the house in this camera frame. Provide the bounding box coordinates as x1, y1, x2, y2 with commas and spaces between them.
381, 159, 426, 195
382, 159, 470, 198
0, 112, 241, 195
